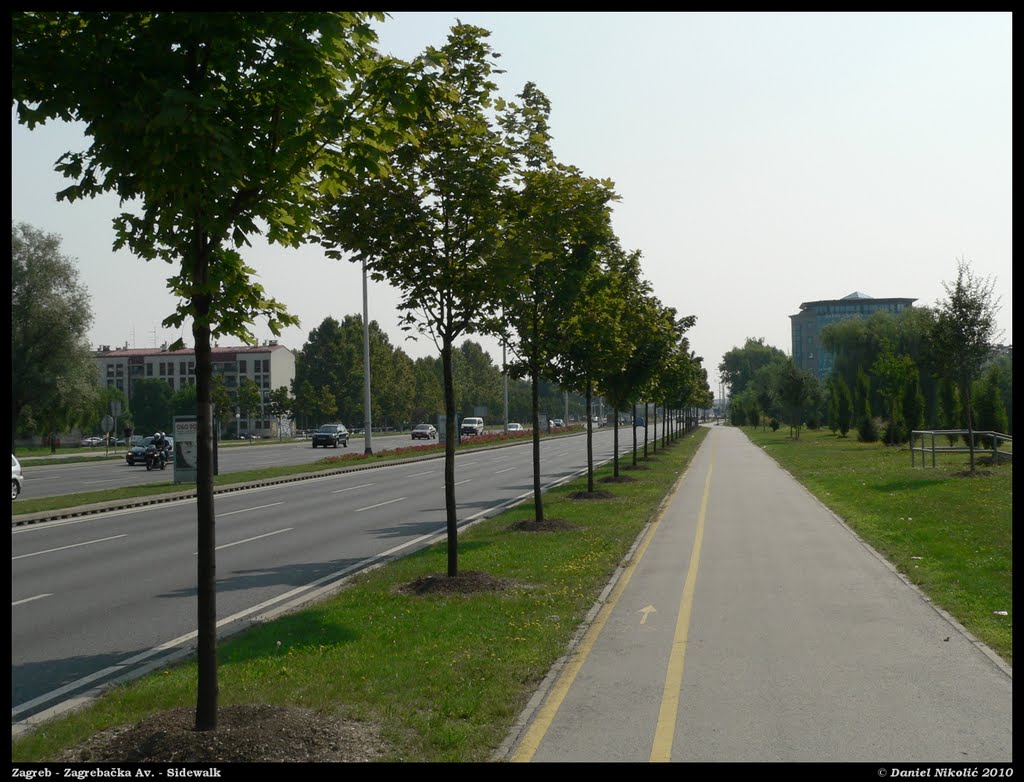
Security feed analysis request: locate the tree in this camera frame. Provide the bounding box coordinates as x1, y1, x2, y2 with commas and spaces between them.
856, 370, 878, 442
718, 338, 787, 399
316, 24, 511, 578
777, 360, 819, 440
13, 11, 428, 730
871, 342, 915, 446
901, 365, 925, 443
131, 379, 175, 435
497, 102, 619, 512
930, 258, 1002, 473
11, 222, 98, 452
835, 375, 853, 437
267, 386, 293, 440
236, 377, 262, 436
973, 365, 1009, 450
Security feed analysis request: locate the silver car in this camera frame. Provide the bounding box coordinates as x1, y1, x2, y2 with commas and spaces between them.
12, 454, 24, 500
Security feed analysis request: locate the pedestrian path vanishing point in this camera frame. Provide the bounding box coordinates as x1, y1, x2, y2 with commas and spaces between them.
499, 425, 1011, 763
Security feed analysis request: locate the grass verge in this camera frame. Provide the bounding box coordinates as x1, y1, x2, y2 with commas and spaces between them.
11, 428, 708, 762
742, 425, 1012, 664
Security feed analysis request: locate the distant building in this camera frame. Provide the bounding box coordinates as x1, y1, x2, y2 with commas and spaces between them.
790, 292, 916, 379
93, 342, 295, 437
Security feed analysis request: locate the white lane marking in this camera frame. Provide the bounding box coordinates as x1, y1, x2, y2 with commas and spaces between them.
196, 528, 293, 554
12, 594, 52, 607
331, 483, 375, 494
217, 502, 283, 517
455, 479, 473, 486
355, 497, 406, 513
404, 471, 434, 478
496, 467, 516, 474
12, 535, 127, 561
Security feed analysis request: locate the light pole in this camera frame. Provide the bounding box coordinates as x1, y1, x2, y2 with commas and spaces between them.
362, 258, 373, 455
503, 339, 509, 433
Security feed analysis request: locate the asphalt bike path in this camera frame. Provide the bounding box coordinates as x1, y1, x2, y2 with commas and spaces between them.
499, 425, 1012, 763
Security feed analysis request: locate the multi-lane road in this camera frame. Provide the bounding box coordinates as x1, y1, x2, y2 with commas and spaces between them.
12, 427, 642, 729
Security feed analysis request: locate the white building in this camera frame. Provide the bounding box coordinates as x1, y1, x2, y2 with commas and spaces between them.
94, 341, 296, 438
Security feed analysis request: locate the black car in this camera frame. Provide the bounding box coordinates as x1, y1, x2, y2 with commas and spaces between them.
312, 424, 349, 448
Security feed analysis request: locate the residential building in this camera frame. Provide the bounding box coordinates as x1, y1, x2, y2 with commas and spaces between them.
790, 292, 916, 379
94, 342, 296, 437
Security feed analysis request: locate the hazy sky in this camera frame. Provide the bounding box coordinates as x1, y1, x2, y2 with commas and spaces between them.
11, 12, 1013, 395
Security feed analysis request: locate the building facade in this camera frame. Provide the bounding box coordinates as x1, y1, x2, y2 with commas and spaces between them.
94, 342, 296, 437
790, 292, 916, 379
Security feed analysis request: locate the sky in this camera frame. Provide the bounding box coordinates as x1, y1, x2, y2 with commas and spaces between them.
10, 12, 1013, 398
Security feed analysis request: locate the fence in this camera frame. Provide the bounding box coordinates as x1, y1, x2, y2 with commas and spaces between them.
910, 429, 1013, 468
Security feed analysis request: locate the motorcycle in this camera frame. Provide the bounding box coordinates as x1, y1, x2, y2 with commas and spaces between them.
144, 444, 169, 471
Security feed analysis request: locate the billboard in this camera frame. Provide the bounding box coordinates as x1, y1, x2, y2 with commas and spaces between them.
173, 415, 198, 483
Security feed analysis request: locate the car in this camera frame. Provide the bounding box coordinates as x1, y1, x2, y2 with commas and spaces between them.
12, 454, 24, 500
460, 417, 484, 437
312, 423, 349, 448
80, 435, 105, 447
550, 419, 564, 429
635, 417, 646, 428
411, 423, 437, 440
126, 436, 174, 466
506, 423, 523, 433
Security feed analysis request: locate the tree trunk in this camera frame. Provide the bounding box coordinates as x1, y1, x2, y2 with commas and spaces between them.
194, 266, 218, 732
963, 382, 976, 473
531, 362, 543, 522
644, 402, 649, 459
442, 338, 458, 577
613, 406, 620, 478
632, 403, 637, 466
586, 378, 594, 493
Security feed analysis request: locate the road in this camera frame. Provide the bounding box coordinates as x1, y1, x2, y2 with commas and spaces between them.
17, 432, 445, 499
11, 427, 641, 730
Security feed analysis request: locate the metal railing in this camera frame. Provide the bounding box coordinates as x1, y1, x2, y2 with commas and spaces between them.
910, 429, 1013, 467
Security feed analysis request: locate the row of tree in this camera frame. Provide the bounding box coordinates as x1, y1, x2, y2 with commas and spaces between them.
12, 13, 711, 731
720, 260, 1009, 470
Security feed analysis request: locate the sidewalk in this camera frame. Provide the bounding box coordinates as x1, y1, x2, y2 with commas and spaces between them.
498, 425, 1012, 763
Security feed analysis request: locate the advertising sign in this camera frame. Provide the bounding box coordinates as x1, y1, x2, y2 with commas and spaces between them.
173, 415, 199, 484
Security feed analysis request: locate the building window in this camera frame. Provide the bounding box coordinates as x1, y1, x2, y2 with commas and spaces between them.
239, 360, 247, 374
147, 364, 153, 377
167, 363, 174, 375
180, 361, 186, 375
115, 364, 123, 376
106, 365, 114, 377
263, 359, 270, 373
116, 379, 124, 391
188, 361, 194, 375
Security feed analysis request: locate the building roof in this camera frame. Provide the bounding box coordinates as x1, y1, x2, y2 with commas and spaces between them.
94, 343, 291, 358
793, 295, 916, 313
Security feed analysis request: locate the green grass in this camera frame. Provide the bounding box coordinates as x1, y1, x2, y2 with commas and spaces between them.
743, 425, 1012, 664
11, 428, 707, 762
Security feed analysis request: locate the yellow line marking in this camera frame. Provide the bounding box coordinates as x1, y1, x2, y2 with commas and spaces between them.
649, 456, 714, 762
509, 440, 705, 762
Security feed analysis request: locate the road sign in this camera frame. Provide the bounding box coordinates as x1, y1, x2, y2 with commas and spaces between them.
101, 415, 114, 433
110, 400, 123, 417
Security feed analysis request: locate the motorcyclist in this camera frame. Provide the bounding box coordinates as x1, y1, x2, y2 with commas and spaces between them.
149, 431, 168, 467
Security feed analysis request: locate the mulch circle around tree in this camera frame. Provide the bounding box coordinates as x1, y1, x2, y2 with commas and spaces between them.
568, 490, 615, 500
57, 704, 389, 763
396, 570, 525, 595
510, 518, 580, 533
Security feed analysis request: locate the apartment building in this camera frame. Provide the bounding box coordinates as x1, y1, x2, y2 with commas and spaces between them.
94, 342, 296, 437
